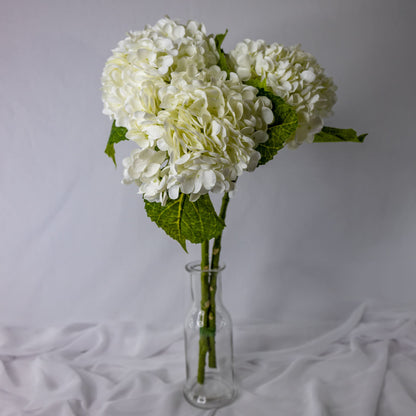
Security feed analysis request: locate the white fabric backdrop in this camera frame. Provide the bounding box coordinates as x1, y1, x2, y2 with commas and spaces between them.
1, 0, 416, 328
1, 303, 416, 415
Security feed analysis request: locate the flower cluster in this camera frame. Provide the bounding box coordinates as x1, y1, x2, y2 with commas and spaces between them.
102, 18, 337, 204
102, 18, 272, 204
229, 40, 337, 147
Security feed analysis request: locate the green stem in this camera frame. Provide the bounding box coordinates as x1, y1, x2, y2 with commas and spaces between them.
207, 274, 217, 368
198, 240, 210, 384
197, 193, 232, 382
211, 192, 230, 270
208, 192, 231, 368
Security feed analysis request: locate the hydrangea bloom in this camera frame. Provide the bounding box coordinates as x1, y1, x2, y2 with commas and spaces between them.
102, 18, 273, 204
229, 40, 337, 147
102, 17, 219, 131
120, 67, 272, 204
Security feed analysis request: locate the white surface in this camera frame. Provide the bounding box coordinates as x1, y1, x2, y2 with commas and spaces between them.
1, 304, 416, 415
1, 0, 416, 327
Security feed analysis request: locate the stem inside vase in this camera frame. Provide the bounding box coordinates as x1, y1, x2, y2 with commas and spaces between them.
197, 192, 230, 384
184, 259, 236, 409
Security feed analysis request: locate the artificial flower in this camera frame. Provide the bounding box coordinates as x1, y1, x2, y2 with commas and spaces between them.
229, 40, 337, 146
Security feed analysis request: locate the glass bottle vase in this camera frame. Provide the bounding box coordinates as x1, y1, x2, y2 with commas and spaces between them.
183, 261, 237, 409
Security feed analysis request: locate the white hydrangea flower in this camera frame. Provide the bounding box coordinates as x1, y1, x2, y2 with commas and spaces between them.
120, 66, 272, 204
229, 39, 337, 147
101, 17, 218, 133
102, 18, 274, 204
121, 148, 170, 204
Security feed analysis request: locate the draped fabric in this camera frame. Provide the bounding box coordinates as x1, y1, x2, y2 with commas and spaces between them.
0, 304, 415, 415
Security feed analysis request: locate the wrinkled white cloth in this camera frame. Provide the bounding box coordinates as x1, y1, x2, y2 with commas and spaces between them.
0, 304, 415, 415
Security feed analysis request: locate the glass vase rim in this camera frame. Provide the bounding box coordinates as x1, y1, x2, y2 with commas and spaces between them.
185, 260, 226, 273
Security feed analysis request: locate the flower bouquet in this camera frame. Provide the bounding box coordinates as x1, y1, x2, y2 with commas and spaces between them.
101, 17, 366, 408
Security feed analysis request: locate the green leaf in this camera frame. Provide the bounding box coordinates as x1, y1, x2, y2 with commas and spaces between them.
214, 30, 230, 76
246, 79, 298, 165
214, 30, 227, 49
144, 193, 225, 252
314, 126, 367, 143
245, 78, 267, 90
104, 121, 129, 166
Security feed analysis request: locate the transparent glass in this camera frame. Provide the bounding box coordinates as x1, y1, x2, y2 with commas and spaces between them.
183, 261, 237, 409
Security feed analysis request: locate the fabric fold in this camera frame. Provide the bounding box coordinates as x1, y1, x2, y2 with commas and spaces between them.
0, 304, 415, 415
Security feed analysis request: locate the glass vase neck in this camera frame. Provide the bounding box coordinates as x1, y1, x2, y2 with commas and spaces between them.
186, 261, 225, 303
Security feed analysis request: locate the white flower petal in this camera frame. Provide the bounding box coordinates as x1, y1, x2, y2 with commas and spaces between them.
145, 125, 165, 140
247, 151, 261, 171
168, 184, 180, 199
253, 130, 269, 144
175, 153, 191, 165
202, 170, 216, 189
301, 69, 316, 83
261, 107, 274, 125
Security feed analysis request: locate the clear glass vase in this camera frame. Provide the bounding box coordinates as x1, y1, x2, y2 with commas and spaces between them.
183, 261, 237, 409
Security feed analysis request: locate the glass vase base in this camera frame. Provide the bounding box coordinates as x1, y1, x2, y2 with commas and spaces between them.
183, 374, 237, 409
